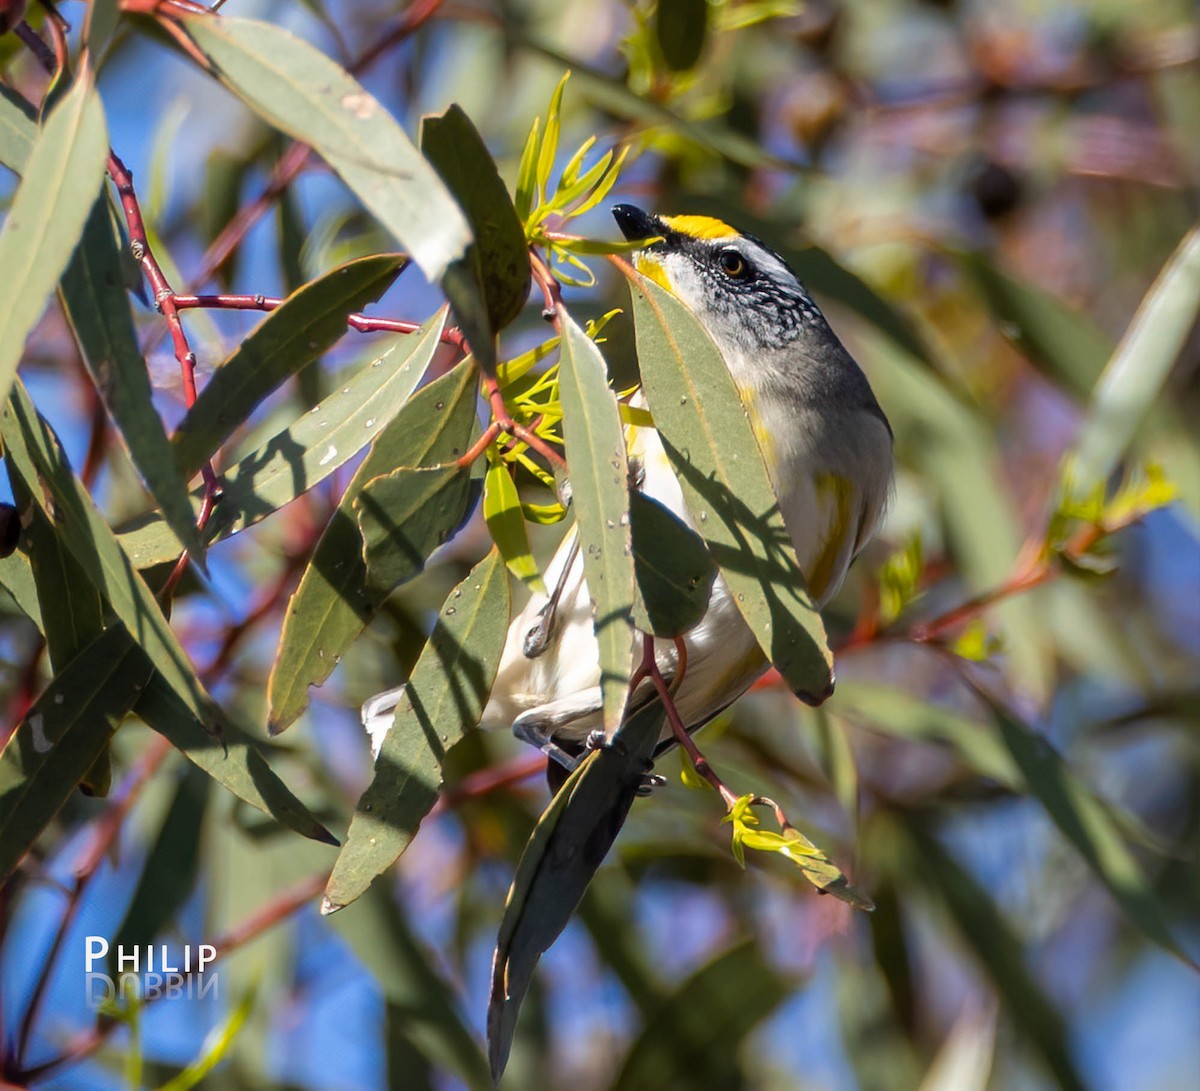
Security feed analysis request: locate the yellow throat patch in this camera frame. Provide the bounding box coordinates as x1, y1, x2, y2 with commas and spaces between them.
660, 214, 736, 240
634, 252, 672, 293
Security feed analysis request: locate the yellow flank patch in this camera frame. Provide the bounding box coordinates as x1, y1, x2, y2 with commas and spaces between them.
635, 253, 672, 293
737, 382, 776, 464
660, 214, 736, 240
806, 473, 856, 601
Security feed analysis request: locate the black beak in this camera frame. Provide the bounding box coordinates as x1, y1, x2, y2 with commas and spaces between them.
612, 203, 662, 243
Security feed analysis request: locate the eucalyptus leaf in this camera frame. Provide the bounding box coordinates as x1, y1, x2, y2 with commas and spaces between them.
488, 701, 666, 1081
181, 15, 470, 282
172, 253, 405, 479
629, 490, 716, 637
611, 940, 790, 1091
0, 82, 36, 173
627, 272, 834, 702
1065, 226, 1200, 496
0, 74, 109, 405
655, 0, 709, 72
2, 381, 333, 842
268, 352, 479, 732
0, 624, 147, 884
420, 104, 530, 334
118, 314, 450, 569
557, 311, 636, 736
356, 464, 473, 589
61, 196, 204, 560
322, 549, 510, 913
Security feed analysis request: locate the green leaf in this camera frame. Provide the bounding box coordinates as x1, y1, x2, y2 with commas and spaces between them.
3, 403, 335, 842
723, 793, 873, 909
60, 196, 204, 561
1065, 225, 1200, 496
267, 353, 478, 732
655, 0, 709, 72
118, 314, 450, 569
525, 44, 794, 171
0, 624, 147, 884
557, 311, 636, 736
0, 73, 110, 406
172, 253, 405, 479
0, 549, 42, 630
971, 682, 1195, 968
7, 472, 104, 669
322, 549, 510, 913
483, 456, 543, 591
133, 669, 336, 845
157, 984, 257, 1091
181, 14, 470, 283
514, 116, 541, 224
108, 764, 209, 977
356, 463, 473, 588
609, 940, 790, 1091
488, 701, 667, 1082
0, 83, 36, 173
629, 489, 717, 638
535, 73, 569, 210
959, 249, 1112, 399
883, 814, 1088, 1091
420, 104, 530, 333
627, 272, 834, 702
328, 886, 492, 1091
1, 378, 223, 739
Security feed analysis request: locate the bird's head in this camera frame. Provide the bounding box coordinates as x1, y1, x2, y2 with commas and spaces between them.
611, 204, 828, 358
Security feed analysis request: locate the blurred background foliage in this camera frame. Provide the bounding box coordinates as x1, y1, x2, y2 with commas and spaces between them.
1, 0, 1198, 1088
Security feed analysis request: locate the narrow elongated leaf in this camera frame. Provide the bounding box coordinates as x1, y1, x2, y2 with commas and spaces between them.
837, 681, 1168, 854
656, 0, 709, 72
525, 43, 795, 171
557, 312, 636, 735
420, 105, 530, 333
108, 764, 209, 976
0, 83, 36, 173
885, 815, 1087, 1091
356, 464, 473, 587
328, 886, 492, 1091
181, 15, 470, 283
629, 490, 716, 637
133, 669, 336, 845
0, 624, 146, 883
267, 352, 478, 732
959, 249, 1112, 398
488, 701, 666, 1081
483, 458, 542, 590
611, 940, 790, 1091
973, 683, 1195, 968
1066, 225, 1200, 495
118, 315, 449, 569
8, 471, 104, 669
1, 378, 222, 735
322, 549, 510, 913
61, 196, 204, 559
0, 74, 109, 404
0, 550, 42, 630
627, 273, 834, 702
172, 253, 405, 478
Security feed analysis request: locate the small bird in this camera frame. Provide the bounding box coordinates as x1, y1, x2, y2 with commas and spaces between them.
363, 205, 892, 772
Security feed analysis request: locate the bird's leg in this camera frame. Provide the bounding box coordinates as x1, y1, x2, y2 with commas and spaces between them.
523, 535, 581, 658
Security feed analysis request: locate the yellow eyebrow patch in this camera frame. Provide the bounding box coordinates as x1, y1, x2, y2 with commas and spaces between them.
635, 253, 673, 293
660, 214, 736, 240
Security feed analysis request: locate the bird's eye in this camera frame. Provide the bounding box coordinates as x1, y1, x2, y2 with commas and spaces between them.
718, 249, 748, 278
